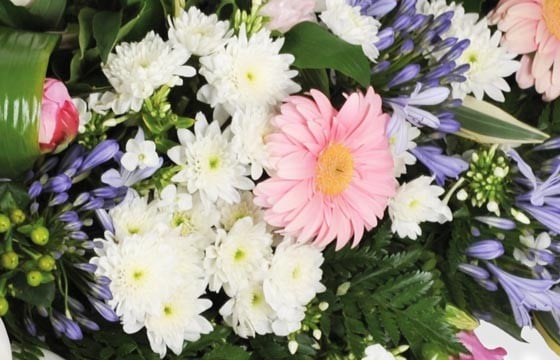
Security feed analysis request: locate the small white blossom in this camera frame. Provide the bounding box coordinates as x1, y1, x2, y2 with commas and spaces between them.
102, 31, 196, 114
320, 0, 381, 62
362, 344, 396, 360
205, 217, 273, 296
388, 176, 452, 240
198, 26, 300, 116
72, 98, 92, 133
387, 117, 421, 177
219, 282, 276, 338
514, 232, 553, 268
168, 7, 232, 57
121, 128, 160, 171
168, 113, 254, 207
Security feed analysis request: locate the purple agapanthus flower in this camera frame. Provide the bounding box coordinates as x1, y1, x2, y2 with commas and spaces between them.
485, 262, 560, 327
411, 145, 468, 185
348, 0, 397, 17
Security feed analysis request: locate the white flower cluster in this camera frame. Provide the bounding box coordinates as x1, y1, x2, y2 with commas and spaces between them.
417, 0, 520, 102
91, 182, 325, 356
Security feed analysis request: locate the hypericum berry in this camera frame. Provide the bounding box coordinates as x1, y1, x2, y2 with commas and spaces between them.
37, 255, 55, 272
10, 209, 25, 224
30, 226, 49, 246
0, 297, 8, 316
26, 271, 42, 287
0, 214, 10, 233
1, 251, 19, 270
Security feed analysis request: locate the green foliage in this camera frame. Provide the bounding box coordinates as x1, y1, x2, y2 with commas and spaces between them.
319, 230, 464, 359
0, 27, 59, 178
282, 22, 371, 88
0, 0, 66, 30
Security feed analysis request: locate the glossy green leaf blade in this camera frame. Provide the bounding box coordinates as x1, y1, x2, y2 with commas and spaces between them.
0, 0, 66, 30
0, 27, 59, 178
455, 96, 550, 144
282, 22, 371, 87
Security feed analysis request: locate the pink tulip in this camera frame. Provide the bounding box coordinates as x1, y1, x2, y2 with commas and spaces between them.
39, 78, 79, 153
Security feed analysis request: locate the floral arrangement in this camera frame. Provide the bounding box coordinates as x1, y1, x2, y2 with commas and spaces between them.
1, 0, 560, 359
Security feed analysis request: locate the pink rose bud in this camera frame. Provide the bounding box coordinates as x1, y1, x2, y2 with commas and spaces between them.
39, 78, 79, 153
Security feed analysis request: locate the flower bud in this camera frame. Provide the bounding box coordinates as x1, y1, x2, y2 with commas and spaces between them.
466, 240, 504, 260
39, 78, 79, 153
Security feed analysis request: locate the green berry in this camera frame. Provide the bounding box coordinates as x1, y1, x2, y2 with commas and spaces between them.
0, 214, 10, 233
26, 271, 42, 287
30, 226, 49, 246
10, 209, 25, 224
0, 297, 8, 316
37, 255, 55, 272
1, 251, 18, 270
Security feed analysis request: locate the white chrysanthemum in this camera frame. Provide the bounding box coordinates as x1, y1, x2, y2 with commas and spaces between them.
362, 344, 396, 360
219, 191, 265, 231
197, 26, 300, 115
92, 232, 181, 333
168, 194, 220, 250
388, 176, 452, 240
168, 7, 232, 56
156, 184, 193, 213
121, 128, 160, 171
263, 240, 326, 335
417, 0, 519, 102
102, 31, 196, 114
168, 113, 254, 207
219, 282, 276, 338
109, 193, 170, 241
230, 107, 274, 180
320, 0, 380, 62
205, 217, 273, 296
387, 118, 420, 177
145, 291, 213, 358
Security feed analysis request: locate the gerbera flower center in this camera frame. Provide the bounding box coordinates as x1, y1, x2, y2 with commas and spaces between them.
543, 0, 560, 39
315, 143, 354, 196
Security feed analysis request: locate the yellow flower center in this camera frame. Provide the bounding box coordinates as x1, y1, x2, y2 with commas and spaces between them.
544, 0, 560, 39
315, 143, 354, 196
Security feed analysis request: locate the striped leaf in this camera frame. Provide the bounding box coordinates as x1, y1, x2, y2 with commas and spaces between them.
0, 27, 59, 178
455, 96, 549, 145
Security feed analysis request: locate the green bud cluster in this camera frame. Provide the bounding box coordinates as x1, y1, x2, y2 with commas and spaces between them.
464, 146, 510, 211
233, 7, 265, 36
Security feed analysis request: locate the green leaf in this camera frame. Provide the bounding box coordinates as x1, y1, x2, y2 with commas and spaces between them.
78, 7, 96, 59
92, 11, 122, 62
203, 344, 251, 360
0, 27, 59, 178
118, 0, 163, 42
11, 273, 55, 308
282, 22, 370, 87
535, 312, 560, 356
455, 96, 550, 144
0, 0, 65, 30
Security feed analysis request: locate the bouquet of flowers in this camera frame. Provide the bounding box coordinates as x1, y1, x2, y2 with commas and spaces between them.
1, 0, 560, 358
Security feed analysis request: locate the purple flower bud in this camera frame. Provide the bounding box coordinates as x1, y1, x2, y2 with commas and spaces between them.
58, 211, 79, 223
88, 296, 119, 322
95, 209, 115, 234
388, 64, 420, 88
423, 62, 456, 81
30, 201, 39, 214
64, 221, 83, 232
471, 227, 481, 237
93, 186, 127, 199
79, 140, 119, 173
96, 275, 111, 286
58, 145, 85, 173
38, 157, 59, 175
74, 263, 97, 273
62, 317, 83, 340
350, 0, 397, 17
28, 181, 43, 199
43, 174, 72, 193
533, 249, 556, 265
411, 146, 468, 185
372, 60, 391, 74
479, 279, 499, 292
458, 263, 490, 280
548, 241, 560, 253
475, 216, 516, 230
453, 63, 470, 75
76, 315, 100, 331
399, 39, 415, 54
70, 231, 88, 241
80, 197, 104, 211
432, 37, 458, 52
50, 314, 66, 333
442, 74, 467, 84
409, 14, 428, 31
466, 240, 504, 260
49, 192, 69, 206
446, 98, 463, 107
24, 316, 37, 336
81, 241, 97, 250
432, 19, 451, 36
535, 137, 560, 151
441, 39, 470, 63
375, 28, 394, 51
73, 192, 90, 207
392, 14, 411, 31
399, 0, 415, 13
90, 283, 113, 300
437, 118, 461, 133
68, 297, 86, 313
36, 306, 49, 317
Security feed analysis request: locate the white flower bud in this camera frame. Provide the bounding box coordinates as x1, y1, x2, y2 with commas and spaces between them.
456, 189, 468, 201
288, 340, 298, 355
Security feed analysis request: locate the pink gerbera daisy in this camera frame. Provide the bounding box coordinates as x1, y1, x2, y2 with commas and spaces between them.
489, 0, 560, 101
253, 87, 395, 250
